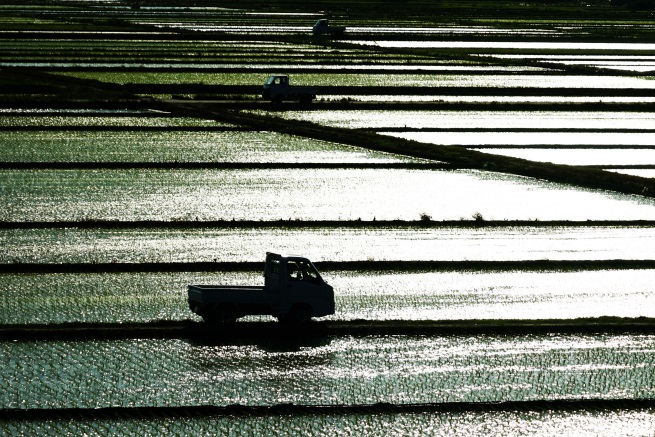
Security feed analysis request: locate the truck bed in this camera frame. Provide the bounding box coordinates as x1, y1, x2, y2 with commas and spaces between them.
189, 285, 265, 292
188, 284, 268, 305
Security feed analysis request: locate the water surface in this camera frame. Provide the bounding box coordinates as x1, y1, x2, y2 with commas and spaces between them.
348, 40, 655, 51
3, 269, 655, 324
278, 110, 655, 130
4, 226, 655, 264
0, 130, 411, 164
2, 334, 654, 408
5, 409, 655, 437
3, 169, 654, 222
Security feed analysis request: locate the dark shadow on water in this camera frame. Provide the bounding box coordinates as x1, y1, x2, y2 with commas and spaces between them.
185, 321, 332, 352
184, 322, 334, 371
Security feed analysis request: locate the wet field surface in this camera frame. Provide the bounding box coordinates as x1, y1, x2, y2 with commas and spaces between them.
3, 333, 655, 410
3, 269, 655, 324
2, 0, 655, 434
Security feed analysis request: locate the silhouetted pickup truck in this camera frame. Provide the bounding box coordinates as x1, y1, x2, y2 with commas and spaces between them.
262, 74, 319, 104
188, 253, 335, 324
312, 19, 346, 35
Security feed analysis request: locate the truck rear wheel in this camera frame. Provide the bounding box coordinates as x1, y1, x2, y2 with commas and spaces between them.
203, 304, 237, 324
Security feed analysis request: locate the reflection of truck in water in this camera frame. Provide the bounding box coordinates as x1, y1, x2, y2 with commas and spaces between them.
312, 19, 346, 35
188, 252, 335, 324
262, 74, 318, 104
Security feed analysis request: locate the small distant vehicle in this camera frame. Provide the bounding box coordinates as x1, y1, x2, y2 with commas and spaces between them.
312, 19, 346, 35
188, 252, 335, 324
261, 74, 319, 104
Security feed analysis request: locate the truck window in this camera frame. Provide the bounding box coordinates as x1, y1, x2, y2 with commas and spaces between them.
268, 258, 280, 276
287, 261, 301, 280
298, 261, 320, 281
287, 260, 322, 283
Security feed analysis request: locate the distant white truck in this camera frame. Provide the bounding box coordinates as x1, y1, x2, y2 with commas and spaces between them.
261, 74, 318, 104
188, 253, 335, 324
312, 19, 346, 35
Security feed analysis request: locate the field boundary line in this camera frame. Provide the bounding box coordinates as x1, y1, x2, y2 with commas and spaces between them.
2, 219, 655, 229
3, 259, 655, 274
2, 318, 655, 342
2, 398, 654, 421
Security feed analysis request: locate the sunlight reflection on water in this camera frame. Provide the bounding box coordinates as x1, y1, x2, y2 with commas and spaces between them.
4, 226, 655, 264
280, 110, 655, 130
1, 335, 654, 409
3, 169, 655, 222
348, 40, 655, 51
2, 269, 655, 324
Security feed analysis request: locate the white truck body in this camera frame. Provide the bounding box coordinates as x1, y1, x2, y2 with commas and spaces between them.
312, 19, 346, 35
261, 75, 319, 103
188, 253, 335, 324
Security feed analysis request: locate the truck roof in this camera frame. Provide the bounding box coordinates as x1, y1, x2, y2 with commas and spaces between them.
266, 252, 310, 262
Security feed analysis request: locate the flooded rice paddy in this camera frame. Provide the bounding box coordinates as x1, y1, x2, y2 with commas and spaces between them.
59, 71, 655, 89
6, 408, 655, 436
3, 168, 655, 222
277, 110, 655, 130
0, 130, 410, 163
2, 0, 655, 433
3, 269, 655, 324
3, 334, 655, 409
3, 226, 655, 264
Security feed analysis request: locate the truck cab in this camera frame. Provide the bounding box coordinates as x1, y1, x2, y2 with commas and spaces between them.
262, 75, 289, 102
265, 253, 330, 316
261, 74, 318, 104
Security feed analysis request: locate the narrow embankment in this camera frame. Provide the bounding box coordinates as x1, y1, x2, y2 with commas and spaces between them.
3, 260, 655, 274
3, 219, 655, 229
2, 398, 655, 421
2, 318, 655, 341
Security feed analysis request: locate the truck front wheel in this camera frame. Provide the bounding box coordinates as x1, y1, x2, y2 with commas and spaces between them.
283, 304, 313, 325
